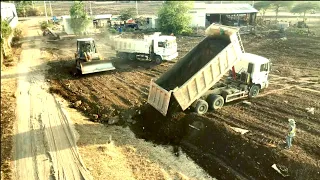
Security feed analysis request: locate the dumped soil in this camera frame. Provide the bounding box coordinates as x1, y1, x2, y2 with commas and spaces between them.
132, 110, 320, 180
181, 114, 320, 180
158, 36, 231, 90
131, 104, 187, 145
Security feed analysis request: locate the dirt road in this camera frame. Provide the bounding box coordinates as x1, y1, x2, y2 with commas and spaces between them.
12, 19, 92, 180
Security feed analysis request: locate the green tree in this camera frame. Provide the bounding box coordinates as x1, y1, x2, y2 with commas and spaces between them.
69, 1, 91, 35
270, 1, 295, 21
157, 1, 193, 35
1, 18, 13, 60
119, 8, 135, 21
1, 18, 13, 43
15, 1, 32, 17
290, 2, 320, 22
254, 1, 272, 20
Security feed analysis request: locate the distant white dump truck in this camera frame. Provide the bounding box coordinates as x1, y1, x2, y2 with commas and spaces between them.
111, 32, 178, 64
147, 25, 271, 116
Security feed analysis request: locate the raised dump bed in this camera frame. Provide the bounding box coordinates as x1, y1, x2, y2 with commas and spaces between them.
148, 25, 244, 116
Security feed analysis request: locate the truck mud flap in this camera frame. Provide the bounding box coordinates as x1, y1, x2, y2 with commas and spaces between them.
80, 60, 116, 75
147, 79, 172, 116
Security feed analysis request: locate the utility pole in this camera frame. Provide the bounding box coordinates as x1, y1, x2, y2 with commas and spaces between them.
136, 1, 138, 16
90, 1, 93, 16
44, 1, 48, 23
219, 1, 222, 24
49, 1, 53, 16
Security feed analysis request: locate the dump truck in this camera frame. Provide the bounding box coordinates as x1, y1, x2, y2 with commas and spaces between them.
111, 32, 178, 64
147, 24, 271, 116
75, 38, 116, 75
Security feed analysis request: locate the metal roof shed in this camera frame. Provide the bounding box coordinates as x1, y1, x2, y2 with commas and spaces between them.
93, 14, 112, 20
205, 4, 258, 14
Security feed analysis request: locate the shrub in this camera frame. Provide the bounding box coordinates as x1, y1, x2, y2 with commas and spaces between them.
26, 8, 41, 16
1, 19, 12, 39
39, 21, 53, 31
181, 28, 194, 36
108, 28, 118, 34
124, 27, 135, 32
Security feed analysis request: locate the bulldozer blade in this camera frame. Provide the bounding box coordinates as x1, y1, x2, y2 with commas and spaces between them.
81, 60, 116, 75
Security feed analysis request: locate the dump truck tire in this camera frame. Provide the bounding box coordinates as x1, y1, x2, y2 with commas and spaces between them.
194, 99, 208, 115
154, 56, 162, 64
207, 94, 224, 110
249, 85, 260, 98
118, 52, 128, 60
128, 53, 136, 61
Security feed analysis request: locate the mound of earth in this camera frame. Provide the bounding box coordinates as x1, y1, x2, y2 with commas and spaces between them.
133, 107, 320, 180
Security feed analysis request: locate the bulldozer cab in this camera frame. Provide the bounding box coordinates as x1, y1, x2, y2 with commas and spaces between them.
77, 38, 97, 58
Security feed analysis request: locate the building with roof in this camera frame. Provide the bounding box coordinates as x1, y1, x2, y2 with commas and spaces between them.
93, 14, 112, 27
189, 3, 258, 31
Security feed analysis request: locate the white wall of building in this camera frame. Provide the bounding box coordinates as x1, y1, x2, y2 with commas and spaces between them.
1, 2, 19, 29
189, 11, 206, 28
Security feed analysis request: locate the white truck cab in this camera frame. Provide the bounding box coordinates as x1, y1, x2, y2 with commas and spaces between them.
153, 35, 178, 61
234, 53, 271, 89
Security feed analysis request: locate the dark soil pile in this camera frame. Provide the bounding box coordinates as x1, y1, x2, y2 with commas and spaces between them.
157, 36, 230, 90
131, 104, 188, 145
133, 109, 320, 180
180, 114, 320, 180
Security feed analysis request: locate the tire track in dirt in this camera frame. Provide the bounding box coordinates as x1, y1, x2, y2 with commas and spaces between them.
77, 76, 129, 109
207, 112, 286, 147
246, 104, 320, 137
102, 75, 138, 107
253, 100, 320, 136
239, 104, 320, 156
134, 70, 160, 79
13, 19, 92, 180
208, 89, 320, 159
215, 108, 286, 138
111, 75, 148, 100
83, 76, 133, 107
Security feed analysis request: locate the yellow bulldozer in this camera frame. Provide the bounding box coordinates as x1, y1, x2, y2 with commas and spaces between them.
75, 38, 116, 75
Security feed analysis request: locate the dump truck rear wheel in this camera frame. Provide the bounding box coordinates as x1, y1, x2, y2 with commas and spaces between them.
194, 99, 208, 115
249, 85, 260, 98
207, 94, 224, 110
118, 52, 128, 60
154, 56, 162, 64
128, 53, 136, 61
